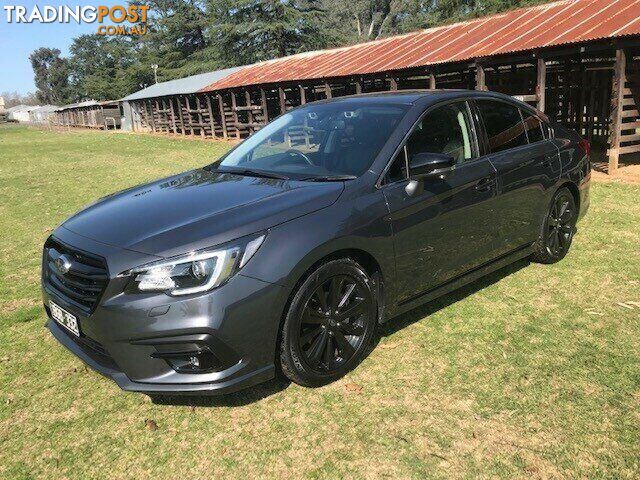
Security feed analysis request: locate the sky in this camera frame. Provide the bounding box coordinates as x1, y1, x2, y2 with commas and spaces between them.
0, 0, 120, 95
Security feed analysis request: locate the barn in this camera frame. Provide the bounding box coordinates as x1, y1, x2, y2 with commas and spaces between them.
52, 100, 121, 129
7, 105, 40, 122
29, 105, 59, 124
120, 67, 241, 135
110, 0, 640, 172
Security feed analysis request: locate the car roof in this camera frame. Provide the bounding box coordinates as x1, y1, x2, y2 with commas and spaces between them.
305, 89, 523, 107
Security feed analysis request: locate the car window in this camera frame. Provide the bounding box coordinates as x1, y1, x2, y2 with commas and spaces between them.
476, 100, 528, 153
385, 147, 408, 183
407, 102, 474, 163
383, 102, 475, 184
522, 111, 545, 143
216, 102, 409, 179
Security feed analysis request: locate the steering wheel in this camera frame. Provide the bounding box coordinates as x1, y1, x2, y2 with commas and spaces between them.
284, 149, 313, 166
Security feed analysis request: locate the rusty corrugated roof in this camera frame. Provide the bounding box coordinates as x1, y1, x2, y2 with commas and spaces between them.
201, 0, 640, 92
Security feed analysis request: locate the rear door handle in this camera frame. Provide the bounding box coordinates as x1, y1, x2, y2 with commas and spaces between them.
475, 177, 494, 192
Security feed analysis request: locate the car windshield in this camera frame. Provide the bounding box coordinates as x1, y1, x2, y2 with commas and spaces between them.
211, 101, 409, 180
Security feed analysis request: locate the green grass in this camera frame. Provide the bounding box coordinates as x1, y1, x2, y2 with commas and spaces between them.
0, 124, 638, 479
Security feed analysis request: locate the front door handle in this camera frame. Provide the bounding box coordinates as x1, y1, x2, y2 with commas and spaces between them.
475, 177, 493, 192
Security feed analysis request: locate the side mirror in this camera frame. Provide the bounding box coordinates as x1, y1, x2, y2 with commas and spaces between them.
409, 152, 455, 178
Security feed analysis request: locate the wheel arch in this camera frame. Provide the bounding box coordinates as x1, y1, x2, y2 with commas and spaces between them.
273, 246, 386, 375
558, 180, 580, 212
286, 247, 385, 322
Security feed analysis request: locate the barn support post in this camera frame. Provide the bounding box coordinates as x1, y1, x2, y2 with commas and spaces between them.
325, 83, 332, 99
355, 78, 362, 94
217, 94, 228, 140
608, 48, 627, 173
299, 85, 306, 104
537, 57, 547, 113
169, 97, 177, 134
428, 73, 436, 89
278, 87, 286, 114
475, 62, 486, 91
154, 99, 161, 132
205, 95, 216, 138
147, 100, 156, 132
244, 90, 254, 134
175, 97, 185, 135
578, 66, 587, 135
195, 96, 205, 138
231, 92, 240, 139
185, 96, 194, 136
260, 88, 268, 124
389, 77, 398, 90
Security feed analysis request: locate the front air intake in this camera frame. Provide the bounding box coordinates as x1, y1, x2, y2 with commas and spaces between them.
44, 237, 109, 313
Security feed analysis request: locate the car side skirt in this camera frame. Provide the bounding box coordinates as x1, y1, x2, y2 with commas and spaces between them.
386, 243, 535, 321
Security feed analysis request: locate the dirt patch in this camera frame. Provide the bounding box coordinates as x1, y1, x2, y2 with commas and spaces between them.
592, 151, 640, 184
0, 298, 39, 315
592, 163, 640, 184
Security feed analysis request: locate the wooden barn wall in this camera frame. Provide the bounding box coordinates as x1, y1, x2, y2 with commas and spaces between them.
52, 106, 120, 129
621, 56, 640, 155
58, 41, 639, 174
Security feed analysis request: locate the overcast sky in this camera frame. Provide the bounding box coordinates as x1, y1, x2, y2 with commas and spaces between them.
0, 0, 120, 95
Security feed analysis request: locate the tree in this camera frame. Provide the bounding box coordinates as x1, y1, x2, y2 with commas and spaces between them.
205, 0, 331, 66
29, 48, 73, 104
128, 0, 212, 80
69, 35, 140, 100
0, 91, 40, 108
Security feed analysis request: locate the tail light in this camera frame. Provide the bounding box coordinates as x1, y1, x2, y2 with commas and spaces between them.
579, 138, 591, 158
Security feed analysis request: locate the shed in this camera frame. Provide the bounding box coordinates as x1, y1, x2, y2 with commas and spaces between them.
7, 105, 41, 122
120, 67, 242, 135
29, 105, 59, 124
53, 100, 121, 129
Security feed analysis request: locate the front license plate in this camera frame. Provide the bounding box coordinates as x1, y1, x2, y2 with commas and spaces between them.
50, 300, 80, 337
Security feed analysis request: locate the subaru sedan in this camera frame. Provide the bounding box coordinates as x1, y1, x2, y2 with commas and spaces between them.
43, 90, 590, 394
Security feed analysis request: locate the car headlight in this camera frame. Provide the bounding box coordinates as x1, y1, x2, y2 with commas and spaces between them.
123, 233, 266, 296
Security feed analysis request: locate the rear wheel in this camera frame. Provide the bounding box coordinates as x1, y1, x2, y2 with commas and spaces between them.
532, 187, 577, 264
279, 259, 377, 387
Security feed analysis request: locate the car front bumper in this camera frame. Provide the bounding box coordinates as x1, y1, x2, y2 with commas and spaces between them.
43, 231, 288, 396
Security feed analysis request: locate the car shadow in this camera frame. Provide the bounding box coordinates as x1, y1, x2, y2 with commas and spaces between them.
150, 258, 530, 408
149, 376, 291, 407
377, 258, 530, 339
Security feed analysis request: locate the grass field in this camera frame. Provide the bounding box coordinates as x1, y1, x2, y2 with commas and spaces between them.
0, 124, 638, 479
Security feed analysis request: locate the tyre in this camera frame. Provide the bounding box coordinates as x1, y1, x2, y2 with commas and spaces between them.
532, 187, 577, 264
279, 258, 377, 387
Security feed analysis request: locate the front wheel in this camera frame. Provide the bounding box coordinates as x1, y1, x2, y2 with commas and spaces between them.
279, 259, 377, 387
532, 187, 577, 264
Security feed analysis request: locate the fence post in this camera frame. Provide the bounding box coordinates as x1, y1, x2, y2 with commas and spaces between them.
608, 48, 626, 173
537, 57, 547, 113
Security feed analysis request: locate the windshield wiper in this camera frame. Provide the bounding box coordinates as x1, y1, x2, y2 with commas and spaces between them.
299, 175, 358, 182
212, 167, 290, 180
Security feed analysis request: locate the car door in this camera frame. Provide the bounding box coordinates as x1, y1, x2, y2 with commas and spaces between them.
474, 99, 561, 255
381, 100, 500, 303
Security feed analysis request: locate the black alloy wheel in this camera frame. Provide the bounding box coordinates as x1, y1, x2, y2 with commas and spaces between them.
298, 275, 368, 371
533, 187, 577, 264
280, 259, 377, 387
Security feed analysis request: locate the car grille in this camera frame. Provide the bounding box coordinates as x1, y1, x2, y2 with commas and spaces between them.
44, 237, 109, 313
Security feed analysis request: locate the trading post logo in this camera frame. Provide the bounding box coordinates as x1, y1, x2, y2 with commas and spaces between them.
3, 4, 149, 35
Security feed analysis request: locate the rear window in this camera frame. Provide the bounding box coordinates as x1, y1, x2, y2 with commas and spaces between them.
476, 100, 528, 153
522, 112, 545, 143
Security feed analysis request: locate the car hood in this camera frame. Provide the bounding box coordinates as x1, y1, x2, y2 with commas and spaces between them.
61, 168, 344, 258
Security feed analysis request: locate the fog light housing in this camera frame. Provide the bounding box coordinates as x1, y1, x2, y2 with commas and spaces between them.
151, 344, 221, 373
